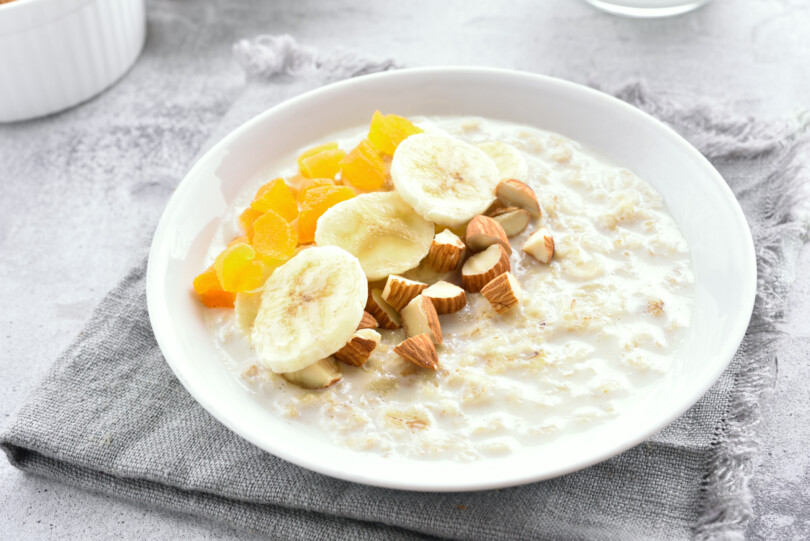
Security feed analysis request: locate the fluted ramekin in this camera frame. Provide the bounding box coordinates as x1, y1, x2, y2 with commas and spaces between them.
0, 0, 146, 123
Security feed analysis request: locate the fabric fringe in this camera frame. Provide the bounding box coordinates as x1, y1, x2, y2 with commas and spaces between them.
613, 82, 809, 540
233, 34, 398, 81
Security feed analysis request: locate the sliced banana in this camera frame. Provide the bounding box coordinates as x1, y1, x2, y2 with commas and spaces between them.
314, 191, 433, 281
476, 141, 529, 182
251, 246, 367, 374
391, 133, 500, 227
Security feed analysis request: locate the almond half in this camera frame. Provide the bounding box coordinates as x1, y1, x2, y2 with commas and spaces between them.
461, 244, 511, 292
335, 329, 381, 367
281, 357, 342, 389
427, 229, 466, 272
489, 207, 531, 237
496, 179, 541, 218
357, 311, 379, 330
382, 275, 428, 311
401, 295, 443, 345
393, 333, 439, 371
522, 228, 555, 263
481, 272, 522, 314
465, 215, 512, 254
366, 288, 402, 329
422, 280, 467, 314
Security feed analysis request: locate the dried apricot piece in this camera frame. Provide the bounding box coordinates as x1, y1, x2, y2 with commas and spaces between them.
297, 177, 335, 203
298, 185, 355, 243
297, 142, 338, 171
299, 147, 347, 179
250, 178, 298, 222
368, 111, 423, 155
214, 242, 268, 293
239, 207, 263, 236
249, 209, 298, 262
193, 266, 235, 308
340, 139, 387, 190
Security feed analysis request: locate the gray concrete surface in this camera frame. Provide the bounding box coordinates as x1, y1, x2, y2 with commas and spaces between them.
1, 0, 808, 538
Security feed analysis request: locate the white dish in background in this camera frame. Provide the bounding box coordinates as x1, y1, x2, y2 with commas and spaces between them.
147, 68, 756, 491
0, 0, 146, 123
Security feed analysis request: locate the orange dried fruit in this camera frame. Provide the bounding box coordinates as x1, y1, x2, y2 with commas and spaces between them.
249, 209, 298, 262
239, 207, 263, 236
298, 142, 347, 179
214, 242, 268, 293
298, 185, 355, 243
340, 139, 387, 190
368, 111, 423, 155
193, 266, 235, 308
249, 178, 298, 222
296, 177, 335, 203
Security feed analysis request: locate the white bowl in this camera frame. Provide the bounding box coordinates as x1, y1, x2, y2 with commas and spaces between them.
147, 68, 756, 491
0, 0, 145, 123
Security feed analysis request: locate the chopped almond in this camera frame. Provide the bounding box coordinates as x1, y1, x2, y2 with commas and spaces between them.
281, 357, 342, 389
335, 329, 381, 367
422, 281, 467, 314
489, 207, 531, 237
522, 228, 554, 263
427, 229, 466, 272
393, 334, 439, 371
382, 275, 428, 311
465, 215, 512, 254
357, 311, 379, 330
481, 272, 522, 314
401, 295, 443, 345
461, 244, 511, 292
496, 179, 541, 218
366, 288, 401, 329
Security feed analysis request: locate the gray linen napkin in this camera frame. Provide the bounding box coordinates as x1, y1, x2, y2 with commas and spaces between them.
2, 35, 808, 541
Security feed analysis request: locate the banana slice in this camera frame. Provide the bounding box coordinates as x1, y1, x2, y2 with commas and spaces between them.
476, 141, 529, 182
390, 133, 500, 227
251, 246, 367, 374
314, 191, 433, 280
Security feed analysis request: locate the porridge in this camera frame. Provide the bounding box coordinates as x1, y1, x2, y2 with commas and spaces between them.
194, 113, 695, 461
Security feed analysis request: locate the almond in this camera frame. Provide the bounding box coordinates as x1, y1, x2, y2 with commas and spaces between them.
281, 357, 342, 389
465, 215, 512, 254
335, 329, 381, 367
496, 179, 541, 218
489, 207, 531, 237
461, 244, 511, 292
422, 281, 467, 314
366, 288, 402, 329
427, 229, 466, 272
401, 295, 442, 345
382, 275, 428, 311
481, 272, 522, 314
522, 228, 555, 263
357, 311, 379, 330
393, 333, 439, 371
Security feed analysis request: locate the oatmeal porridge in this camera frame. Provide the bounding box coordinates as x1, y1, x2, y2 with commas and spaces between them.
196, 114, 695, 461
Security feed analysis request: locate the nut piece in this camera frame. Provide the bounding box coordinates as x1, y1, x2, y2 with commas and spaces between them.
357, 311, 379, 330
427, 229, 466, 272
496, 179, 541, 218
281, 357, 342, 389
366, 288, 402, 329
393, 333, 439, 371
522, 228, 555, 263
382, 275, 428, 311
481, 272, 522, 314
489, 207, 531, 237
461, 244, 511, 292
465, 215, 512, 254
335, 329, 381, 366
422, 281, 467, 314
401, 295, 443, 345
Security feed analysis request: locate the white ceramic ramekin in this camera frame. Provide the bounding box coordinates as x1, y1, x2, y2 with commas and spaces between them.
0, 0, 146, 123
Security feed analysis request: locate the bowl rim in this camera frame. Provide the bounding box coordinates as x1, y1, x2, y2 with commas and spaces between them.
147, 66, 756, 491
